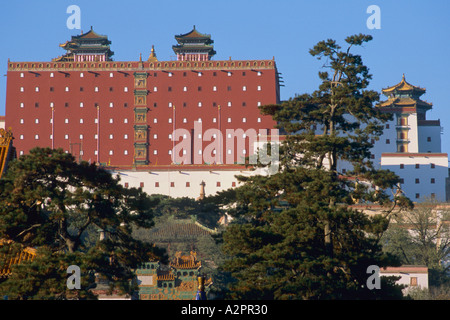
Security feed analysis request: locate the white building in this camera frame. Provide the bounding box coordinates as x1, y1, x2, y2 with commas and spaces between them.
380, 265, 429, 295
372, 75, 448, 202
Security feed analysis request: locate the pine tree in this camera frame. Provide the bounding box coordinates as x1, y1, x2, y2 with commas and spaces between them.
219, 34, 412, 300
0, 147, 165, 299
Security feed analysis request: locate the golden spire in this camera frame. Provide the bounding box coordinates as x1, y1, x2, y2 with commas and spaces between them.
148, 45, 158, 62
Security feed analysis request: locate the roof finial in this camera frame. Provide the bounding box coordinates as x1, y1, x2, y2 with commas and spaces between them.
193, 25, 196, 30
402, 73, 405, 81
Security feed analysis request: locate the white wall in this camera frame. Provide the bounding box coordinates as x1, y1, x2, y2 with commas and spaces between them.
381, 153, 448, 201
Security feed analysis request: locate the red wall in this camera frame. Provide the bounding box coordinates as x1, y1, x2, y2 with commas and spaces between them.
6, 61, 279, 167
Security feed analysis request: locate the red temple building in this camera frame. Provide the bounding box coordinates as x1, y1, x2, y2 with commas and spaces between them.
5, 27, 280, 169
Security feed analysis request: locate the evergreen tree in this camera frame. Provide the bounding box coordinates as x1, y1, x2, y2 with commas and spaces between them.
0, 147, 165, 299
219, 34, 411, 300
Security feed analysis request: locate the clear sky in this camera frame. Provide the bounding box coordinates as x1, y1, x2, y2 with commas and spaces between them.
1, 0, 450, 154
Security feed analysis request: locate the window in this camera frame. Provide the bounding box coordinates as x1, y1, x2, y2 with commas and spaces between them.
186, 182, 190, 187
20, 87, 25, 92
154, 118, 158, 124
257, 85, 262, 91
183, 86, 187, 92
35, 87, 39, 92
415, 164, 420, 169
431, 178, 435, 184
386, 124, 390, 129
65, 87, 69, 92
64, 119, 69, 124
257, 118, 261, 123
95, 87, 99, 92
410, 277, 418, 287
431, 193, 436, 199
227, 86, 232, 91
153, 87, 158, 92
124, 118, 128, 124
227, 118, 231, 123
50, 87, 54, 92
153, 150, 158, 155
168, 86, 172, 92
242, 118, 247, 123
415, 178, 420, 184
183, 118, 187, 123
217, 182, 221, 187
110, 72, 114, 78
35, 103, 39, 108
124, 134, 128, 139
109, 102, 114, 108
20, 119, 24, 124
109, 87, 113, 92
20, 103, 24, 108
80, 119, 84, 124
168, 72, 173, 77
170, 182, 175, 188
109, 150, 113, 155
243, 86, 247, 91
124, 182, 129, 188
124, 87, 128, 92
386, 139, 390, 144
168, 118, 172, 123
79, 134, 84, 140
168, 102, 173, 107
427, 137, 431, 142
140, 182, 144, 188
124, 150, 128, 155
399, 178, 404, 184
257, 71, 262, 76
155, 182, 159, 187
153, 134, 158, 139
227, 102, 232, 107
80, 102, 84, 107
400, 164, 404, 169
416, 193, 420, 199
35, 134, 39, 140
198, 102, 202, 107
80, 73, 84, 78
109, 134, 114, 139
35, 119, 39, 124
232, 181, 236, 187
227, 72, 232, 76
65, 134, 69, 140
19, 135, 24, 140
20, 73, 24, 78
198, 86, 202, 91
213, 86, 217, 91
431, 163, 435, 169
109, 118, 114, 124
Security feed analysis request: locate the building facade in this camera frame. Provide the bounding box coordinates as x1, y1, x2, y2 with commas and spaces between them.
5, 27, 280, 170
373, 75, 448, 202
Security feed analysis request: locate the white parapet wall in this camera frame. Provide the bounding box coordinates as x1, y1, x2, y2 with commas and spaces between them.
110, 165, 271, 198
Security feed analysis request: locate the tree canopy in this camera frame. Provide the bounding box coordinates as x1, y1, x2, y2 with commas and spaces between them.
218, 34, 411, 300
0, 147, 164, 299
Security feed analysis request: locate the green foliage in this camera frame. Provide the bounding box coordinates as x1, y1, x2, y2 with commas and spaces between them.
0, 147, 165, 299
219, 35, 410, 299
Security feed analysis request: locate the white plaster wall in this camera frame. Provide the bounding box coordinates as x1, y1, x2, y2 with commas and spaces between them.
418, 125, 441, 153
381, 154, 448, 201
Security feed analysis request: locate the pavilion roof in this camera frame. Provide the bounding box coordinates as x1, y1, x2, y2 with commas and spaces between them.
382, 74, 426, 96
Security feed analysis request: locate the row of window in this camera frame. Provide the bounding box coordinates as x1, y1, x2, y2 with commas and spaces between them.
18, 101, 264, 108
398, 178, 437, 184
19, 116, 262, 125
19, 71, 263, 78
18, 147, 248, 157
399, 163, 436, 169
126, 181, 238, 189
19, 85, 264, 93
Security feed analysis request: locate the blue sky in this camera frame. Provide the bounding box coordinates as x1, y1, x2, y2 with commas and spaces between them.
1, 0, 450, 154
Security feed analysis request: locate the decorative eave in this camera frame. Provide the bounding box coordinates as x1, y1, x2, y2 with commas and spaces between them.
378, 97, 433, 111
382, 74, 426, 96
175, 26, 213, 42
